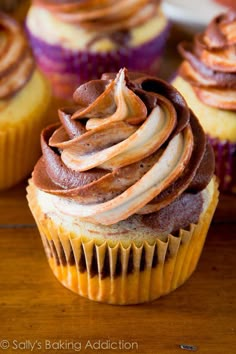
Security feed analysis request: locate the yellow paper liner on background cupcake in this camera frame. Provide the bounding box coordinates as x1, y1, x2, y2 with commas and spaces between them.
0, 71, 51, 190
0, 12, 54, 190
27, 69, 219, 304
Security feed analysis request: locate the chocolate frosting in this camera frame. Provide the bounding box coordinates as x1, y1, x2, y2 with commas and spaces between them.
32, 69, 215, 227
0, 12, 35, 99
178, 11, 236, 110
0, 1, 24, 12
142, 192, 203, 234
33, 0, 159, 32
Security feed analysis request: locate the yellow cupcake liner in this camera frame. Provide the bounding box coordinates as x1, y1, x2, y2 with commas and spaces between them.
27, 178, 219, 305
0, 71, 53, 190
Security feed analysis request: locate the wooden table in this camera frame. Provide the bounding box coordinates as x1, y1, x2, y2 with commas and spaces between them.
0, 26, 236, 354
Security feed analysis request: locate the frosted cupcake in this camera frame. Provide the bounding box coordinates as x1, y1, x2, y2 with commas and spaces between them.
26, 0, 170, 100
0, 12, 52, 190
173, 12, 236, 193
27, 68, 218, 304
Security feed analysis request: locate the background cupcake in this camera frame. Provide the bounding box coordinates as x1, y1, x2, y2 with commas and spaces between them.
173, 12, 236, 193
26, 0, 170, 100
27, 69, 218, 305
0, 12, 52, 190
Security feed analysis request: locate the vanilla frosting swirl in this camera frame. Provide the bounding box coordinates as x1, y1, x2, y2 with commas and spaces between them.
33, 0, 159, 32
178, 11, 236, 110
33, 69, 214, 225
0, 12, 35, 99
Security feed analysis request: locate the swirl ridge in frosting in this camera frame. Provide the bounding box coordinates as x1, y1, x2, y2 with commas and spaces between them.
0, 12, 35, 99
178, 11, 236, 110
33, 0, 160, 32
32, 68, 215, 226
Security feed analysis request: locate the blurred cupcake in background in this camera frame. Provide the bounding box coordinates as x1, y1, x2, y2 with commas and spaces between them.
0, 0, 30, 22
0, 12, 52, 190
26, 0, 170, 100
173, 11, 236, 194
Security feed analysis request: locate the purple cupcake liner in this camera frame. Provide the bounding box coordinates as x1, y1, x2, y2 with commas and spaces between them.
26, 22, 171, 98
208, 136, 236, 194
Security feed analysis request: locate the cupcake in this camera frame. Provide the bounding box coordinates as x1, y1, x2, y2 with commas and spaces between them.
27, 68, 218, 305
0, 0, 30, 22
172, 12, 236, 193
26, 0, 170, 100
0, 12, 52, 190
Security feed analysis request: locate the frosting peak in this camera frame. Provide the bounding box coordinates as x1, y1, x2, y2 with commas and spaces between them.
0, 12, 34, 99
178, 11, 236, 110
33, 69, 214, 225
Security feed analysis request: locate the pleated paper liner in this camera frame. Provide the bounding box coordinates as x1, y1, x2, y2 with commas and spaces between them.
0, 70, 52, 190
27, 21, 170, 100
209, 136, 236, 194
27, 177, 219, 305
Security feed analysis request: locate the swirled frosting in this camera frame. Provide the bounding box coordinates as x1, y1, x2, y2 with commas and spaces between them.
0, 12, 35, 99
32, 69, 214, 227
33, 0, 159, 32
178, 11, 236, 110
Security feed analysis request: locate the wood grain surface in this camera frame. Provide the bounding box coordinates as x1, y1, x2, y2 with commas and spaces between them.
0, 23, 235, 354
